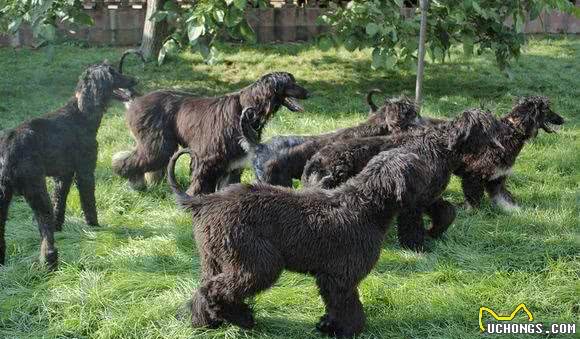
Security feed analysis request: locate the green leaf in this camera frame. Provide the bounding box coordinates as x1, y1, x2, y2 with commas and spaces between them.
150, 11, 167, 22
240, 21, 256, 44
233, 0, 248, 11
8, 18, 22, 33
225, 7, 243, 27
163, 1, 179, 12
225, 0, 235, 5
188, 24, 205, 42
37, 24, 56, 41
213, 10, 225, 23
365, 23, 379, 37
73, 12, 94, 26
158, 44, 167, 65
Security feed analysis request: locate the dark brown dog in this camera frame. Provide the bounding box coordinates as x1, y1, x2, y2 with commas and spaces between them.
301, 108, 503, 250
0, 63, 137, 269
167, 146, 428, 337
303, 96, 565, 212
243, 94, 421, 187
112, 72, 309, 194
457, 96, 564, 211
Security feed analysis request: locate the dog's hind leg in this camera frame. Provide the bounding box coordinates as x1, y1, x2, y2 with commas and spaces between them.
316, 275, 365, 338
0, 188, 13, 266
425, 198, 456, 239
113, 137, 178, 191
22, 180, 58, 270
197, 241, 284, 329
485, 177, 520, 212
460, 175, 484, 210
396, 208, 426, 251
52, 174, 73, 231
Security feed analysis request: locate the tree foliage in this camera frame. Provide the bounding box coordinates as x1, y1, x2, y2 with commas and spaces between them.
318, 0, 577, 74
0, 0, 92, 46
152, 0, 269, 65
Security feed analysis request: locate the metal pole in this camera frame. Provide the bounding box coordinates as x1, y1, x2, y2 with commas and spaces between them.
415, 0, 429, 113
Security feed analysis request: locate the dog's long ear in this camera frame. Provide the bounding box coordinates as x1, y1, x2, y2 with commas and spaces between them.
448, 109, 496, 150
76, 64, 114, 114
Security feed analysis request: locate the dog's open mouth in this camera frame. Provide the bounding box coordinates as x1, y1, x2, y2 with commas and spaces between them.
541, 121, 563, 133
283, 97, 304, 112
113, 88, 137, 102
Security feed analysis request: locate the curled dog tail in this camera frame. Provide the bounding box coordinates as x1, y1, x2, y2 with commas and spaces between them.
366, 89, 381, 113
118, 49, 145, 74
166, 148, 204, 212
238, 106, 263, 153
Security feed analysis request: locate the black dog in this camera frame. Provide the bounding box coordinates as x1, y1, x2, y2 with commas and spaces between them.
0, 63, 136, 269
112, 72, 309, 194
301, 109, 503, 250
167, 146, 428, 337
242, 94, 421, 186
303, 96, 565, 212
457, 96, 564, 211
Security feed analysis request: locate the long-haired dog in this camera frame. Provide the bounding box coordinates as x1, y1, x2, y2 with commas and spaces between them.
167, 146, 428, 337
242, 94, 421, 187
0, 63, 137, 269
112, 72, 309, 194
456, 96, 564, 211
303, 96, 565, 212
301, 109, 503, 250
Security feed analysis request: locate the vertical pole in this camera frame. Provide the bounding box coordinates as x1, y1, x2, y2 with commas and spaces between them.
415, 0, 429, 113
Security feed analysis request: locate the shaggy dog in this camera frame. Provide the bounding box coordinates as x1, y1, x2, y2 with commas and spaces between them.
0, 63, 137, 269
301, 109, 503, 250
167, 146, 429, 337
112, 72, 309, 194
456, 96, 564, 211
303, 96, 564, 212
243, 94, 421, 187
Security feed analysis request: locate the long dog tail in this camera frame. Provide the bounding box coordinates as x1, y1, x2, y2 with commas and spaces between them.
166, 148, 204, 212
366, 89, 381, 113
118, 49, 146, 74
238, 107, 263, 154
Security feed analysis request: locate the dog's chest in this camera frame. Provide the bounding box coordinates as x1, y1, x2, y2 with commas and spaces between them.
228, 151, 254, 171
489, 166, 513, 180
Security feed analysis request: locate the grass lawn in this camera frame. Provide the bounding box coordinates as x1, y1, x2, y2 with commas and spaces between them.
0, 37, 578, 339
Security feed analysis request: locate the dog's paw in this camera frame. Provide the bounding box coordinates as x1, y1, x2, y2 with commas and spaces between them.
316, 314, 334, 334
226, 305, 255, 329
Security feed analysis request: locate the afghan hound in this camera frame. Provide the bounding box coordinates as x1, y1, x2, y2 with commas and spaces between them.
112, 72, 309, 194
0, 62, 137, 269
167, 146, 428, 337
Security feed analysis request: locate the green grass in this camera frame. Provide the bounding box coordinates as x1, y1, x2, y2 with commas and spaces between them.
0, 37, 579, 339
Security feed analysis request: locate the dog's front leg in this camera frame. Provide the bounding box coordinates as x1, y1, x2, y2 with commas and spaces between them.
76, 171, 98, 227
215, 169, 242, 191
425, 198, 456, 239
52, 174, 73, 231
485, 177, 520, 212
460, 175, 484, 209
316, 275, 365, 338
397, 208, 426, 251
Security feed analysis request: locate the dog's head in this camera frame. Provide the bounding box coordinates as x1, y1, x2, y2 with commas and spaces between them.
76, 61, 137, 113
447, 108, 502, 153
377, 96, 420, 132
242, 72, 310, 116
506, 96, 564, 138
